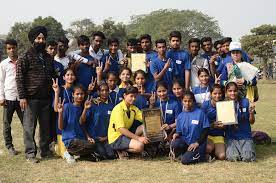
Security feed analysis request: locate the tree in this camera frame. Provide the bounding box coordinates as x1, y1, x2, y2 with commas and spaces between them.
66, 18, 98, 39
32, 16, 66, 41
127, 9, 222, 47
7, 16, 66, 54
241, 24, 276, 79
100, 18, 127, 44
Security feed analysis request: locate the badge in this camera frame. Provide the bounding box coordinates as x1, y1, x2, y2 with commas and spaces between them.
176, 60, 182, 64
108, 111, 111, 115
242, 108, 247, 112
166, 110, 173, 114
191, 120, 199, 125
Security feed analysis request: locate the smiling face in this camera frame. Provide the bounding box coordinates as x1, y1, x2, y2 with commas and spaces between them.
63, 69, 76, 85
156, 43, 166, 56
157, 85, 168, 101
211, 88, 223, 102
135, 73, 146, 86
124, 93, 137, 106
119, 69, 131, 83
79, 41, 90, 54
226, 84, 238, 101
109, 42, 119, 54
198, 71, 210, 86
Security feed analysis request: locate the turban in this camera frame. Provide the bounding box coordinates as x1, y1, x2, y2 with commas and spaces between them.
28, 26, 48, 43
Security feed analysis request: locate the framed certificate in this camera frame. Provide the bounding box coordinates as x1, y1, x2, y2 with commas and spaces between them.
131, 53, 147, 72
142, 108, 166, 142
216, 101, 238, 125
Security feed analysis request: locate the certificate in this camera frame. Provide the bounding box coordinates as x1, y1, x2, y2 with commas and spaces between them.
237, 62, 258, 81
142, 108, 166, 142
131, 53, 147, 72
216, 101, 238, 125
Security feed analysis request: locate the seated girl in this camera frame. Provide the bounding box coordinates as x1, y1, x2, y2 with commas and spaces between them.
149, 81, 182, 141
224, 82, 256, 162
171, 91, 210, 165
57, 84, 98, 161
108, 86, 149, 159
80, 82, 116, 160
201, 84, 225, 160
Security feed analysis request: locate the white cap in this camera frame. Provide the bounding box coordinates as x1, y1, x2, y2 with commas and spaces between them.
229, 41, 242, 52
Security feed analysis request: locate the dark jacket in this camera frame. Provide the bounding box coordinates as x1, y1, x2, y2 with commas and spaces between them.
16, 47, 55, 99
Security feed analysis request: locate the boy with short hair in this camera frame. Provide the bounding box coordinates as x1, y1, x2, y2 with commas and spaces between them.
188, 38, 210, 88
74, 35, 96, 90
0, 39, 23, 155
55, 37, 71, 69
167, 31, 191, 89
100, 38, 121, 75
150, 39, 176, 90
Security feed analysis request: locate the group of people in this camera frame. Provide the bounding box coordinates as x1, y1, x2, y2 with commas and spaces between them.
0, 25, 257, 165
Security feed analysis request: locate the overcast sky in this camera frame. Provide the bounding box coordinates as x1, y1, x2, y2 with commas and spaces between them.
0, 0, 275, 39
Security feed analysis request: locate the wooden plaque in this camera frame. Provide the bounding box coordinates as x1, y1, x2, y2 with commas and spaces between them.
216, 100, 238, 125
142, 108, 166, 142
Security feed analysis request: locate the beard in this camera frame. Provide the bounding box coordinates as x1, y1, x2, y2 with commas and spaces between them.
33, 42, 46, 52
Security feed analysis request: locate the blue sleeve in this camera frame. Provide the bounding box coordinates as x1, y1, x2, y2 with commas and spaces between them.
201, 102, 207, 112
174, 102, 182, 119
201, 111, 210, 129
217, 59, 224, 74
176, 115, 182, 133
100, 55, 107, 72
62, 104, 69, 129
150, 61, 158, 76
86, 107, 93, 122
220, 64, 228, 86
184, 53, 191, 70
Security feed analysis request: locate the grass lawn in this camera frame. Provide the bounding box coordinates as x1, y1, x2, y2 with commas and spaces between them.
0, 81, 276, 183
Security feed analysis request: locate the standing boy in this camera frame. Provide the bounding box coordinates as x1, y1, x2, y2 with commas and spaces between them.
166, 31, 191, 89
0, 39, 23, 155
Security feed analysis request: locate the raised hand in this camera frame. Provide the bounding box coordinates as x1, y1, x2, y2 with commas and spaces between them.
57, 97, 65, 113
249, 102, 255, 114
209, 54, 218, 65
164, 58, 171, 69
84, 95, 93, 109
96, 61, 103, 75
104, 56, 111, 71
88, 76, 97, 92
214, 74, 221, 84
52, 78, 59, 93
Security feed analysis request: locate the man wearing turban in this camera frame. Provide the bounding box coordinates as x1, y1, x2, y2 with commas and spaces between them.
16, 26, 56, 163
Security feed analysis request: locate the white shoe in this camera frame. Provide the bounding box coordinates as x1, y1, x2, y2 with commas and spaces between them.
63, 151, 76, 164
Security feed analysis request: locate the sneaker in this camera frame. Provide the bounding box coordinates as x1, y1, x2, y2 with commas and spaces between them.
8, 147, 18, 156
26, 157, 40, 163
63, 151, 76, 164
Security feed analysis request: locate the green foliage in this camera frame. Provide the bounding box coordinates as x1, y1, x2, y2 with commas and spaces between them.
127, 9, 222, 47
241, 24, 276, 61
7, 16, 66, 55
66, 18, 98, 39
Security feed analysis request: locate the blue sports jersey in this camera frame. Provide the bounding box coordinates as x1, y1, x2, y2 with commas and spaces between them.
201, 100, 224, 137
86, 101, 114, 138
225, 98, 252, 140
150, 57, 176, 89
166, 49, 191, 83
176, 107, 210, 145
101, 53, 120, 74
134, 94, 149, 110
108, 87, 125, 107
154, 97, 182, 125
192, 86, 211, 106
76, 55, 96, 90
62, 103, 86, 147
